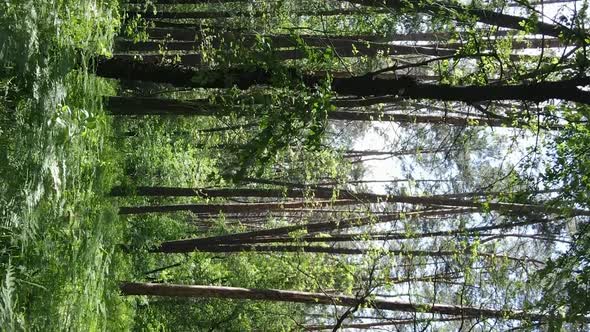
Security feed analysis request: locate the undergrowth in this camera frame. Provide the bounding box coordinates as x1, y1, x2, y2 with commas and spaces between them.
0, 0, 132, 330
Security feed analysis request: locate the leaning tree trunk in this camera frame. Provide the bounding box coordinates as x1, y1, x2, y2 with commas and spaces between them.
119, 282, 547, 320
156, 209, 472, 251
152, 215, 554, 246
344, 0, 579, 39
151, 208, 473, 252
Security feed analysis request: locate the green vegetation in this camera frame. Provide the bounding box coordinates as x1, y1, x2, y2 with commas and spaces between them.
0, 0, 128, 330
2, 0, 590, 331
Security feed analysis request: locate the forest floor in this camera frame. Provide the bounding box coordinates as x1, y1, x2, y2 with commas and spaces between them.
0, 1, 134, 330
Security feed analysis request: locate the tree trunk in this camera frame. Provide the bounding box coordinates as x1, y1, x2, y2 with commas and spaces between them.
328, 110, 515, 127
116, 33, 454, 52
118, 199, 354, 215
345, 0, 577, 38
112, 185, 590, 216
126, 0, 244, 3
342, 148, 459, 157
303, 317, 466, 330
95, 58, 590, 104
434, 38, 563, 51
151, 208, 472, 252
127, 8, 390, 20
242, 177, 457, 187
514, 0, 579, 5
171, 216, 555, 245
119, 282, 546, 320
150, 243, 544, 265
115, 36, 456, 57
105, 96, 556, 129
141, 28, 460, 43
140, 27, 517, 44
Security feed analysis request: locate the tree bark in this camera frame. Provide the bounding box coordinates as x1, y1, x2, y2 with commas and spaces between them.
105, 96, 557, 129
112, 185, 590, 216
242, 177, 455, 187
514, 0, 579, 5
115, 36, 456, 57
126, 0, 244, 3
151, 208, 472, 252
123, 37, 561, 54
342, 148, 459, 157
127, 8, 390, 20
95, 58, 590, 104
141, 28, 461, 43
434, 38, 563, 51
119, 199, 354, 215
173, 216, 556, 245
344, 0, 577, 38
119, 282, 546, 320
150, 243, 544, 265
303, 317, 466, 330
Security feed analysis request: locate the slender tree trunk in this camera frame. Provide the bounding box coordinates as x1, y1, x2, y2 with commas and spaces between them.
434, 38, 563, 51
198, 122, 258, 133
111, 185, 556, 202
112, 44, 454, 67
242, 177, 458, 187
95, 58, 590, 104
119, 282, 547, 320
513, 0, 579, 6
115, 36, 456, 57
115, 34, 455, 53
112, 185, 590, 216
150, 243, 544, 265
386, 272, 464, 284
181, 216, 557, 245
110, 53, 204, 67
127, 8, 390, 20
119, 199, 354, 215
111, 187, 315, 197
151, 208, 473, 252
126, 0, 245, 3
105, 96, 557, 128
141, 27, 521, 44
303, 317, 466, 330
144, 263, 182, 275
480, 233, 571, 244
345, 0, 577, 38
328, 110, 516, 127
141, 28, 459, 43
342, 148, 458, 157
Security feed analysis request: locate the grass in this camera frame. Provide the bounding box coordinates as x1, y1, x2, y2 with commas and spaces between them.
0, 0, 133, 330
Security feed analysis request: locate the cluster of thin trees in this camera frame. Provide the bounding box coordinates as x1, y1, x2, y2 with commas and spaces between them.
103, 0, 589, 330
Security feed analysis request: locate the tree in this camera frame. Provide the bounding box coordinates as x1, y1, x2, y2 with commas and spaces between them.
96, 58, 590, 104
120, 282, 548, 320
344, 0, 582, 39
